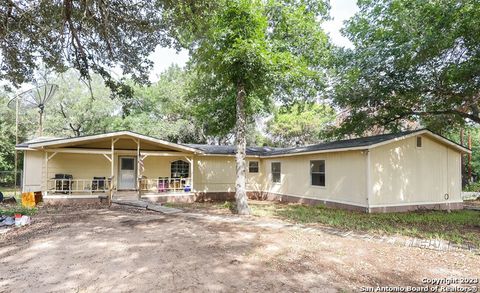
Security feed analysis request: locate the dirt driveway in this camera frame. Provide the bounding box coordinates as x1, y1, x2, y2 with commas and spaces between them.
0, 205, 479, 292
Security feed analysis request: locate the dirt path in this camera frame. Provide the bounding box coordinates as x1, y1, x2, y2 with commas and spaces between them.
0, 206, 479, 292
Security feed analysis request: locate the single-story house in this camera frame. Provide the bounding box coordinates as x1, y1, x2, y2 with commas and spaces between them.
16, 128, 470, 212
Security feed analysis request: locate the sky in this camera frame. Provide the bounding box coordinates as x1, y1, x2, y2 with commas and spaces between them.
148, 0, 359, 81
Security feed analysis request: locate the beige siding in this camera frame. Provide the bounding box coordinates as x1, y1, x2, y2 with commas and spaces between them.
262, 151, 368, 206
447, 148, 462, 200
141, 156, 192, 179
193, 156, 264, 193
23, 150, 44, 192
47, 153, 111, 181
369, 135, 462, 206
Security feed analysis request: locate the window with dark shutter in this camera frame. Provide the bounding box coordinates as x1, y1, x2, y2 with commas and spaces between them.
249, 161, 259, 173
271, 162, 281, 183
311, 160, 325, 187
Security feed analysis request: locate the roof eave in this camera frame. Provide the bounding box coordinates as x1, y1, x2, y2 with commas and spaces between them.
366, 129, 471, 154
23, 131, 203, 154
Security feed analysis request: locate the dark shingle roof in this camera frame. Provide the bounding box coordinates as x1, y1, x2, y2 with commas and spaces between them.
185, 129, 425, 156
184, 144, 283, 156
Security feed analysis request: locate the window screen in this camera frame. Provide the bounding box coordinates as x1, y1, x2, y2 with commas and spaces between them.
171, 160, 190, 178
249, 161, 259, 173
271, 162, 281, 183
121, 158, 135, 170
311, 160, 325, 186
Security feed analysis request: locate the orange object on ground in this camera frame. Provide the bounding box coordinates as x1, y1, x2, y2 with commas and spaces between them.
21, 192, 36, 208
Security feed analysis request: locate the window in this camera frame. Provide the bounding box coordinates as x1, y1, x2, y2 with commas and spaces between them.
121, 157, 135, 170
271, 162, 281, 183
249, 161, 259, 173
311, 160, 325, 187
171, 160, 190, 178
416, 136, 423, 148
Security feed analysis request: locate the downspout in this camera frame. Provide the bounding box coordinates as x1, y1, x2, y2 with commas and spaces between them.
365, 149, 372, 213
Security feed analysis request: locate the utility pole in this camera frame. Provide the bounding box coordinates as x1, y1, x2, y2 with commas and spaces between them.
14, 97, 19, 197
468, 132, 472, 183
460, 129, 466, 187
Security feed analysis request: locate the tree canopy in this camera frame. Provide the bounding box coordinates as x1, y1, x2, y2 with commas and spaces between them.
0, 0, 168, 98
266, 102, 335, 147
332, 0, 480, 135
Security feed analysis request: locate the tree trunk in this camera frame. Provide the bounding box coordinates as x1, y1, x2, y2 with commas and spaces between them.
235, 81, 251, 215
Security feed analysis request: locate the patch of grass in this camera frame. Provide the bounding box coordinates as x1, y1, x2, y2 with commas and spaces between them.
169, 201, 480, 246
0, 187, 21, 197
0, 205, 38, 216
250, 203, 480, 246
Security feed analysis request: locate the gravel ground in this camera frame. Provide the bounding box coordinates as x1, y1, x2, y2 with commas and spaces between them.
0, 205, 479, 292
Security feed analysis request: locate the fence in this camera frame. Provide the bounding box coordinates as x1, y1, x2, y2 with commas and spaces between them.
0, 171, 23, 196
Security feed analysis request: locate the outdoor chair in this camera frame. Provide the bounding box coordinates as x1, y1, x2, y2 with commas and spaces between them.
158, 177, 169, 192
92, 177, 106, 192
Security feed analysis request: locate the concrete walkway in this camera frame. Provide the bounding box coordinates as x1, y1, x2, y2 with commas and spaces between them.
112, 198, 182, 214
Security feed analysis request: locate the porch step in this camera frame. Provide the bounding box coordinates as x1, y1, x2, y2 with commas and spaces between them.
112, 199, 148, 208
111, 199, 182, 214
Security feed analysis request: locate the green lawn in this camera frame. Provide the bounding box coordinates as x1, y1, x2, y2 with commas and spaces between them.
0, 187, 21, 197
167, 201, 480, 246
0, 205, 37, 216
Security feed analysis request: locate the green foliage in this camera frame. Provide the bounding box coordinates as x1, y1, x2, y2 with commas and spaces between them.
443, 126, 480, 183
0, 94, 16, 171
464, 182, 480, 192
120, 65, 205, 143
0, 91, 29, 171
182, 0, 331, 137
43, 70, 120, 137
332, 0, 480, 135
0, 205, 38, 217
0, 1, 165, 99
266, 102, 335, 147
37, 66, 203, 143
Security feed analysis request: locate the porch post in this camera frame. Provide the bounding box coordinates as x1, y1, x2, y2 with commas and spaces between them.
110, 138, 115, 203
44, 152, 48, 196
190, 156, 194, 192
137, 139, 141, 199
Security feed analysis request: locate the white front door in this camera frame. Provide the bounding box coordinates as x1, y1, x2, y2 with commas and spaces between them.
118, 157, 136, 190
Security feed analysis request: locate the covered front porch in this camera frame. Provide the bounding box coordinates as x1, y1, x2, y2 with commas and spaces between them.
31, 132, 200, 200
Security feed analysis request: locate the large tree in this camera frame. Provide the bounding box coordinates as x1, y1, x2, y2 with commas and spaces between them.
173, 0, 331, 214
44, 69, 119, 137
43, 66, 203, 142
0, 0, 167, 98
333, 0, 480, 135
266, 102, 335, 147
120, 65, 205, 143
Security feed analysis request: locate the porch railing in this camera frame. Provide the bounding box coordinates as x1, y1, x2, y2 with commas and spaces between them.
47, 178, 111, 194
140, 177, 192, 194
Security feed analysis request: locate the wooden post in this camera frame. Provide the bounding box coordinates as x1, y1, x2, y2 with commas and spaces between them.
44, 152, 48, 196
190, 156, 194, 193
137, 139, 141, 199
110, 138, 117, 204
